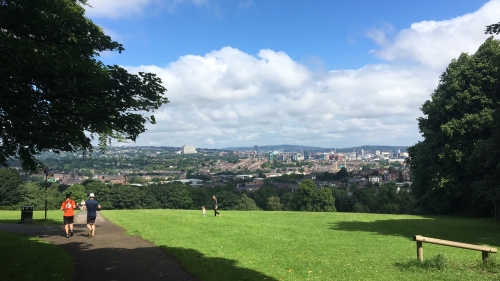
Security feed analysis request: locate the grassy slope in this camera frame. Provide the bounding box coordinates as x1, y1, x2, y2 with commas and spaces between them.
0, 231, 73, 281
102, 210, 500, 281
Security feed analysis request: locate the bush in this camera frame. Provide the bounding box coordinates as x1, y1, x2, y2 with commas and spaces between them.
353, 203, 364, 213
380, 203, 399, 214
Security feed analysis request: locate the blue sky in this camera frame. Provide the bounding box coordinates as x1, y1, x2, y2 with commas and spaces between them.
84, 0, 500, 149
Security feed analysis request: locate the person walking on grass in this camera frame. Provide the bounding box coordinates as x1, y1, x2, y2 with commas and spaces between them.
202, 206, 206, 217
84, 193, 101, 238
213, 195, 221, 217
60, 193, 76, 238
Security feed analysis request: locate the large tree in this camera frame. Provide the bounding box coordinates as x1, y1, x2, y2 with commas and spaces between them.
407, 37, 500, 216
0, 0, 168, 171
472, 22, 500, 219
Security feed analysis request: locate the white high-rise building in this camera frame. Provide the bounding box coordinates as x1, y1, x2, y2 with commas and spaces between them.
375, 150, 380, 156
182, 145, 197, 154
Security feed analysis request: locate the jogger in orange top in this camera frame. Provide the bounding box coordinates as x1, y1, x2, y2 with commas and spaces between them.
60, 194, 76, 238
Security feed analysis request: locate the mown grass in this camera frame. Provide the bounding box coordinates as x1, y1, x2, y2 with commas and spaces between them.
103, 210, 500, 281
0, 231, 73, 281
0, 210, 76, 225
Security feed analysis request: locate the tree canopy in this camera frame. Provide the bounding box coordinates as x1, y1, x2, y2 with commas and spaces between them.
407, 37, 500, 216
292, 179, 336, 212
0, 0, 168, 171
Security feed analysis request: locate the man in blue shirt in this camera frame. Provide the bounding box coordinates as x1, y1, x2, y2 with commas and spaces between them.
84, 193, 101, 238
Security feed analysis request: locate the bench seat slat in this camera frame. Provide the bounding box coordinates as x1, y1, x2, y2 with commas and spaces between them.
413, 235, 498, 253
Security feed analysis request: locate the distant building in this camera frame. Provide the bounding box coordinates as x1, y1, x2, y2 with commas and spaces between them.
268, 151, 281, 161
375, 150, 380, 156
315, 153, 327, 160
182, 145, 197, 154
368, 176, 381, 184
304, 151, 309, 160
292, 153, 304, 161
268, 152, 275, 161
254, 145, 259, 155
99, 175, 126, 185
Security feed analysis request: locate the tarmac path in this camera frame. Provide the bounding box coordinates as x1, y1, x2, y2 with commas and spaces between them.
0, 211, 198, 281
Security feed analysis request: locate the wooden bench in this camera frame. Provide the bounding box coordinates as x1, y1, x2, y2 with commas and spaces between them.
413, 235, 497, 263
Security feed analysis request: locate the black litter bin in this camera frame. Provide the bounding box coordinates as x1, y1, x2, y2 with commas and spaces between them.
21, 206, 33, 223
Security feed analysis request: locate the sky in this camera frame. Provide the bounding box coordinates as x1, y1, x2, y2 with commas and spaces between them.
84, 0, 500, 149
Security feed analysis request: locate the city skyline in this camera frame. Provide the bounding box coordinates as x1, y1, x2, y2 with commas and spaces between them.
85, 0, 499, 149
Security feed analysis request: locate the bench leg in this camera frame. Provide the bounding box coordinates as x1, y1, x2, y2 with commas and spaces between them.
482, 251, 488, 263
417, 241, 423, 262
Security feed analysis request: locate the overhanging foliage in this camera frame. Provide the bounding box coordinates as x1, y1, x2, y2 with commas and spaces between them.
0, 0, 169, 171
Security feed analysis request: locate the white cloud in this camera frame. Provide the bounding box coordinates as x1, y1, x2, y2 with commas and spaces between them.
369, 0, 500, 69
126, 47, 311, 105
114, 1, 500, 149
366, 22, 395, 47
122, 46, 437, 148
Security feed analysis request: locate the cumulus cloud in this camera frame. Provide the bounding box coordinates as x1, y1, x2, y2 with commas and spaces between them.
369, 0, 500, 69
117, 1, 500, 148
126, 47, 311, 105
123, 46, 437, 148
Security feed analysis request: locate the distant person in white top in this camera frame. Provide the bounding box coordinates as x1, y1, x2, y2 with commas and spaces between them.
80, 199, 85, 211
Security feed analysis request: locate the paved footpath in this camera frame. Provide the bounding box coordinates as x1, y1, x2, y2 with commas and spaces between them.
0, 212, 198, 281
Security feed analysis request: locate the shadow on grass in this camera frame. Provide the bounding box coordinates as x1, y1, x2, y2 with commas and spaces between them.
158, 246, 279, 281
0, 218, 62, 226
0, 223, 278, 281
329, 216, 500, 247
0, 231, 73, 281
55, 243, 277, 281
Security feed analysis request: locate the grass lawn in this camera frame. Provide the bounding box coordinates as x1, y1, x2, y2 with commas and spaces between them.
0, 210, 74, 281
103, 210, 500, 281
0, 210, 76, 225
0, 231, 73, 281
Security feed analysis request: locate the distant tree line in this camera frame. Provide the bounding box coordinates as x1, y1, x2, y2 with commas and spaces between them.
0, 168, 414, 214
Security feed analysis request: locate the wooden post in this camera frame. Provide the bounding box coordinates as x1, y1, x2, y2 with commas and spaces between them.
417, 241, 423, 262
482, 251, 489, 263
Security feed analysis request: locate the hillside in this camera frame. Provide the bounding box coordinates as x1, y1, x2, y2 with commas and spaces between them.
222, 144, 408, 153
